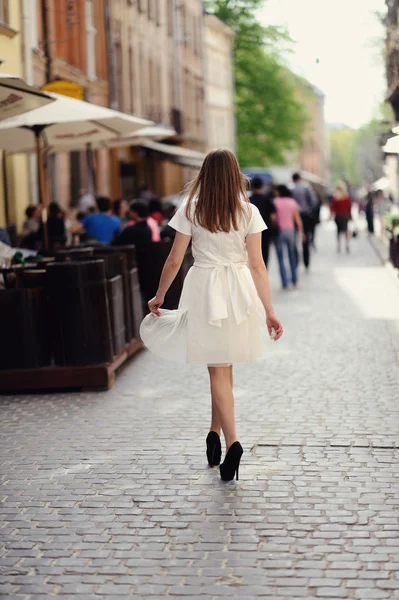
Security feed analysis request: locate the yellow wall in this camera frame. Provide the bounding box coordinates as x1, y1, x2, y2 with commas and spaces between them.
0, 1, 30, 230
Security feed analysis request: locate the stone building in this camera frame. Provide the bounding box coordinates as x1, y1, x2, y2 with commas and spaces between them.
204, 12, 235, 152
295, 80, 329, 190
32, 0, 110, 210
108, 0, 207, 199
0, 0, 30, 229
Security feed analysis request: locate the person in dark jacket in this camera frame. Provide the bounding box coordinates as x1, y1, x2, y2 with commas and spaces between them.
250, 177, 277, 267
35, 202, 66, 250
113, 202, 152, 247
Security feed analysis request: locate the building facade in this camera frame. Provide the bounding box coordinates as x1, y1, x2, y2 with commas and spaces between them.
0, 0, 30, 229
204, 13, 235, 152
108, 0, 207, 199
31, 0, 110, 210
296, 81, 329, 189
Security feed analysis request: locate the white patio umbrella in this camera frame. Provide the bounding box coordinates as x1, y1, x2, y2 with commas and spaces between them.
105, 125, 176, 149
0, 73, 54, 120
0, 93, 152, 248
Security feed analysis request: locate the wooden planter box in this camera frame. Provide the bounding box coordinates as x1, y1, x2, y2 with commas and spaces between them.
389, 236, 399, 269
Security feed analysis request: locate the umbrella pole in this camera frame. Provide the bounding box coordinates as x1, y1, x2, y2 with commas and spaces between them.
34, 128, 49, 251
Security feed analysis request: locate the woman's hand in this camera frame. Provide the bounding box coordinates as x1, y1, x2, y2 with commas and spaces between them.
266, 312, 284, 341
148, 295, 164, 317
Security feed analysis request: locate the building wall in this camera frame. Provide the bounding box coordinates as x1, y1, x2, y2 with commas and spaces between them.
109, 0, 207, 199
0, 1, 30, 230
296, 82, 328, 186
205, 14, 235, 152
0, 2, 29, 227
32, 0, 110, 211
180, 0, 206, 152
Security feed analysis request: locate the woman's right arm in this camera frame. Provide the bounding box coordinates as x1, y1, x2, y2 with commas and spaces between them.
246, 232, 283, 341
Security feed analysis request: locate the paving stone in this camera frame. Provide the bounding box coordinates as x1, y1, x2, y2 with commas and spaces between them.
1, 226, 399, 598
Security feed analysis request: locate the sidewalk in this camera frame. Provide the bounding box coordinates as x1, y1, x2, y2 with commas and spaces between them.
1, 223, 399, 599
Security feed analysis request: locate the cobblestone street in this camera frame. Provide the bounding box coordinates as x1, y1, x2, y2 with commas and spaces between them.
1, 222, 399, 600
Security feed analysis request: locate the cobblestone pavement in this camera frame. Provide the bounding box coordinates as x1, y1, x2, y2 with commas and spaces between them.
1, 222, 399, 600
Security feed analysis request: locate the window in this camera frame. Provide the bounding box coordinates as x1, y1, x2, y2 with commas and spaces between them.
31, 0, 38, 48
129, 47, 134, 114
181, 4, 186, 47
0, 0, 9, 24
138, 0, 147, 13
85, 0, 96, 80
167, 0, 173, 37
148, 0, 155, 20
156, 0, 161, 26
114, 42, 123, 110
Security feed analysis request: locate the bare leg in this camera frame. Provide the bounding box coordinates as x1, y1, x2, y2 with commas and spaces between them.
208, 366, 237, 451
337, 228, 341, 252
210, 395, 222, 436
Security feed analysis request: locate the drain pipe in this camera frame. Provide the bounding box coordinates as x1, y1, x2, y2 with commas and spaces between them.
105, 0, 118, 109
23, 0, 39, 205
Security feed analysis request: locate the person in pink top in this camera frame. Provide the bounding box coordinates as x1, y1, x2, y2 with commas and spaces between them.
147, 215, 161, 242
273, 185, 305, 289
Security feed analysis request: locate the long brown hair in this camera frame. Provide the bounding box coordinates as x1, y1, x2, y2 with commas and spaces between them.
185, 149, 249, 233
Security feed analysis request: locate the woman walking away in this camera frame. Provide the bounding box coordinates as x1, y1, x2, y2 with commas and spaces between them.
273, 185, 305, 289
330, 181, 352, 253
140, 149, 283, 482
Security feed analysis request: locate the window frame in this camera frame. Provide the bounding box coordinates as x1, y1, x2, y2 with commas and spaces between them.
0, 0, 9, 24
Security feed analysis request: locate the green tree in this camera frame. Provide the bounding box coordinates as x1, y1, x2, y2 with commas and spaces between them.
205, 0, 308, 166
329, 127, 357, 185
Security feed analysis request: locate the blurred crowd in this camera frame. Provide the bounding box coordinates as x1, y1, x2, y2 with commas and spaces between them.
12, 188, 178, 252
249, 173, 322, 289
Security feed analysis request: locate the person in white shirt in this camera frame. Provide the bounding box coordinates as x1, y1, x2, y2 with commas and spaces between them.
77, 188, 96, 214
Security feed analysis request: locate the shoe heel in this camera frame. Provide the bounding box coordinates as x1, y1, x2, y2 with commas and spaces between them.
236, 466, 239, 481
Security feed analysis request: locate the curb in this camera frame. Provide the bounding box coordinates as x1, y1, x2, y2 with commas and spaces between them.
368, 233, 388, 266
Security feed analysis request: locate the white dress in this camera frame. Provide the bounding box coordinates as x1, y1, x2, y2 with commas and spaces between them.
140, 201, 269, 366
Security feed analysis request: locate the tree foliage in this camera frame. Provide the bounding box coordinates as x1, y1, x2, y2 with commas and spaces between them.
329, 104, 391, 187
329, 127, 357, 185
205, 0, 308, 167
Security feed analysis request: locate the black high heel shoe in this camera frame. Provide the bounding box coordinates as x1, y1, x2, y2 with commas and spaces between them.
219, 441, 243, 481
206, 431, 222, 467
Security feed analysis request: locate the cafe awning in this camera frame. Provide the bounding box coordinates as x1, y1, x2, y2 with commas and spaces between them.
141, 140, 205, 168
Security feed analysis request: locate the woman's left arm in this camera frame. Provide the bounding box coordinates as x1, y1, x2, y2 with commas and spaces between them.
148, 232, 192, 315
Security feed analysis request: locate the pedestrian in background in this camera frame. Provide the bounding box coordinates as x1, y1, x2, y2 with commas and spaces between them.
273, 185, 305, 289
77, 188, 96, 214
113, 202, 152, 247
330, 181, 352, 253
37, 202, 67, 250
139, 184, 156, 202
23, 206, 41, 235
250, 176, 278, 267
291, 173, 315, 270
140, 149, 283, 482
75, 196, 121, 244
113, 198, 130, 228
365, 187, 375, 234
149, 199, 165, 226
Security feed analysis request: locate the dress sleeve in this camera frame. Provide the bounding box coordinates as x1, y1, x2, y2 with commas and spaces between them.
246, 204, 267, 235
168, 204, 192, 236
